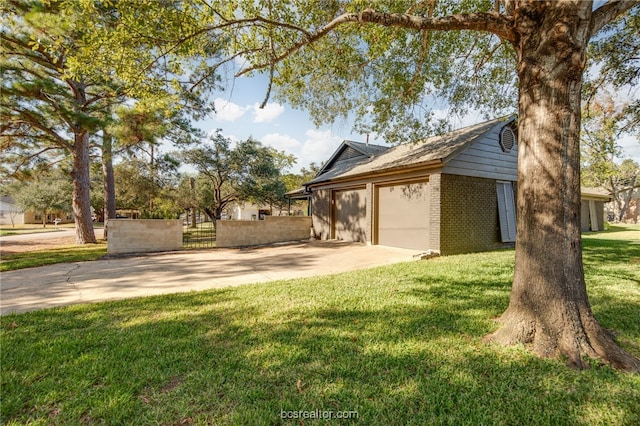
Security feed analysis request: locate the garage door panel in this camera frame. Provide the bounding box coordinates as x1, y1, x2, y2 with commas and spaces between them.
334, 189, 367, 242
377, 182, 430, 250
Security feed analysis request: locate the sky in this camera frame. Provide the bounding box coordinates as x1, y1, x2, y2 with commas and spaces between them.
189, 72, 639, 175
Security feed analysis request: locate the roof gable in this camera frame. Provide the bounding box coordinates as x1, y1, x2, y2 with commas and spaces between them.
317, 140, 389, 177
307, 117, 514, 186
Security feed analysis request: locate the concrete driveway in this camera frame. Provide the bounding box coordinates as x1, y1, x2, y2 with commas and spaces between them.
0, 241, 423, 315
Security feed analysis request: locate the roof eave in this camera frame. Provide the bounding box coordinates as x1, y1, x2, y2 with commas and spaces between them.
305, 159, 443, 188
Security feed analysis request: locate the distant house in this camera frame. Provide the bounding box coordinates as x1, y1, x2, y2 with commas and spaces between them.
0, 195, 74, 226
580, 187, 611, 232
225, 202, 287, 221
0, 196, 24, 225
299, 117, 610, 255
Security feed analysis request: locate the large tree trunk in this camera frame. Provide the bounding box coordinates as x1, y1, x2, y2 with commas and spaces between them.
71, 131, 97, 244
102, 131, 117, 240
487, 2, 639, 371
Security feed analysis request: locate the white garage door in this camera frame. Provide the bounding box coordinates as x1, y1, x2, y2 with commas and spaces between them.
333, 188, 367, 242
377, 181, 430, 250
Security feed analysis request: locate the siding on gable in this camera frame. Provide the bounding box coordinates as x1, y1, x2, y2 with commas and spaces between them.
442, 127, 518, 181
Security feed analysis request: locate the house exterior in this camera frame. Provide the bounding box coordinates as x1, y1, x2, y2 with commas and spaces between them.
0, 196, 24, 225
225, 201, 288, 221
304, 117, 520, 255
580, 187, 611, 231
301, 117, 615, 255
0, 195, 74, 226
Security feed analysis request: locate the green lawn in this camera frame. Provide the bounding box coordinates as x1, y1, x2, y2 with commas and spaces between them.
1, 226, 639, 425
0, 243, 108, 272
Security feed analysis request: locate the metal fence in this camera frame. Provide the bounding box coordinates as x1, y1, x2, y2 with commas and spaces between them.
182, 211, 216, 249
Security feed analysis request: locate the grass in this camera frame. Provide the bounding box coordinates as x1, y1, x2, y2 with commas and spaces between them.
0, 242, 108, 272
1, 225, 639, 425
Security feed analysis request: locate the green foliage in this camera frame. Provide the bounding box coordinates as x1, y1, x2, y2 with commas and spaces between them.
113, 153, 180, 215
180, 131, 294, 219
0, 0, 118, 166
9, 169, 72, 224
587, 4, 640, 133
1, 226, 638, 424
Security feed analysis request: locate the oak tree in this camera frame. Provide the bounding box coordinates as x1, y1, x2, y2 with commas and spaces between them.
85, 0, 640, 370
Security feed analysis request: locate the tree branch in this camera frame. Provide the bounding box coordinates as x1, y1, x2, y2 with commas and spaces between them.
590, 0, 637, 37
237, 9, 516, 77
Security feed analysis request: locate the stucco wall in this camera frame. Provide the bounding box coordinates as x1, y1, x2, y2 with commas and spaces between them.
216, 216, 312, 248
107, 219, 183, 254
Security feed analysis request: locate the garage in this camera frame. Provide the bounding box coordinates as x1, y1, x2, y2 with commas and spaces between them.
376, 181, 430, 250
333, 188, 367, 242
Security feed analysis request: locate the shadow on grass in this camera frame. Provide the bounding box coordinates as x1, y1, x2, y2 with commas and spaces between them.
2, 258, 639, 425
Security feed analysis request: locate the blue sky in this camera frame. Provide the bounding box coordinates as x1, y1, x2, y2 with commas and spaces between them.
192, 72, 639, 174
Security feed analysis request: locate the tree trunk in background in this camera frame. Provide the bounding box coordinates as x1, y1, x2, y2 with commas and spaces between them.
102, 131, 117, 240
71, 130, 97, 244
487, 2, 639, 371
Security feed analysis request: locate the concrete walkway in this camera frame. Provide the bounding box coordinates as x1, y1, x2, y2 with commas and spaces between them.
0, 241, 423, 315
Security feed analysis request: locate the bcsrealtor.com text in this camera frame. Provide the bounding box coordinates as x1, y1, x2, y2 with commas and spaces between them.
280, 409, 359, 420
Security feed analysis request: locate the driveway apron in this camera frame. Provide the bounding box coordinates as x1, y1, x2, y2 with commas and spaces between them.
0, 241, 422, 314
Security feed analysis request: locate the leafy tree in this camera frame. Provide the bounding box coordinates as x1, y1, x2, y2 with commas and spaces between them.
581, 94, 640, 222
586, 7, 639, 133
113, 154, 180, 217
243, 147, 296, 214
1, 1, 207, 242
80, 1, 640, 370
11, 171, 72, 227
180, 132, 291, 225
0, 0, 122, 243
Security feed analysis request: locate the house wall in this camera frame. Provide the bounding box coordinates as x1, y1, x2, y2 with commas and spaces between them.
443, 123, 518, 181
440, 174, 513, 255
0, 201, 24, 225
216, 216, 312, 248
107, 219, 183, 254
22, 210, 74, 225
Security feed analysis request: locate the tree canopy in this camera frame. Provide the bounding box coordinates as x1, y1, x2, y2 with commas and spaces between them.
180, 131, 293, 224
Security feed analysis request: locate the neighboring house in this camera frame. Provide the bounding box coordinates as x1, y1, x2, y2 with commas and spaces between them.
0, 195, 74, 226
225, 202, 288, 221
0, 196, 24, 225
580, 187, 611, 232
299, 116, 612, 255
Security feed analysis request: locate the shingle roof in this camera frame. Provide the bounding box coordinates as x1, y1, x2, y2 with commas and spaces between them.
306, 117, 512, 186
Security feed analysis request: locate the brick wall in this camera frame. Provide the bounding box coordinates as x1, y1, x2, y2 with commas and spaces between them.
107, 219, 182, 254
440, 174, 510, 255
216, 216, 312, 248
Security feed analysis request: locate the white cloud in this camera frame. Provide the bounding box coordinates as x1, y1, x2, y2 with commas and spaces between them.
212, 98, 248, 122
261, 133, 301, 151
252, 102, 285, 123
619, 134, 640, 162
300, 129, 344, 167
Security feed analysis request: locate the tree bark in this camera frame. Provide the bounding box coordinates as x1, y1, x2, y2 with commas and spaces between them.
486, 1, 639, 371
71, 130, 97, 244
102, 131, 117, 240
